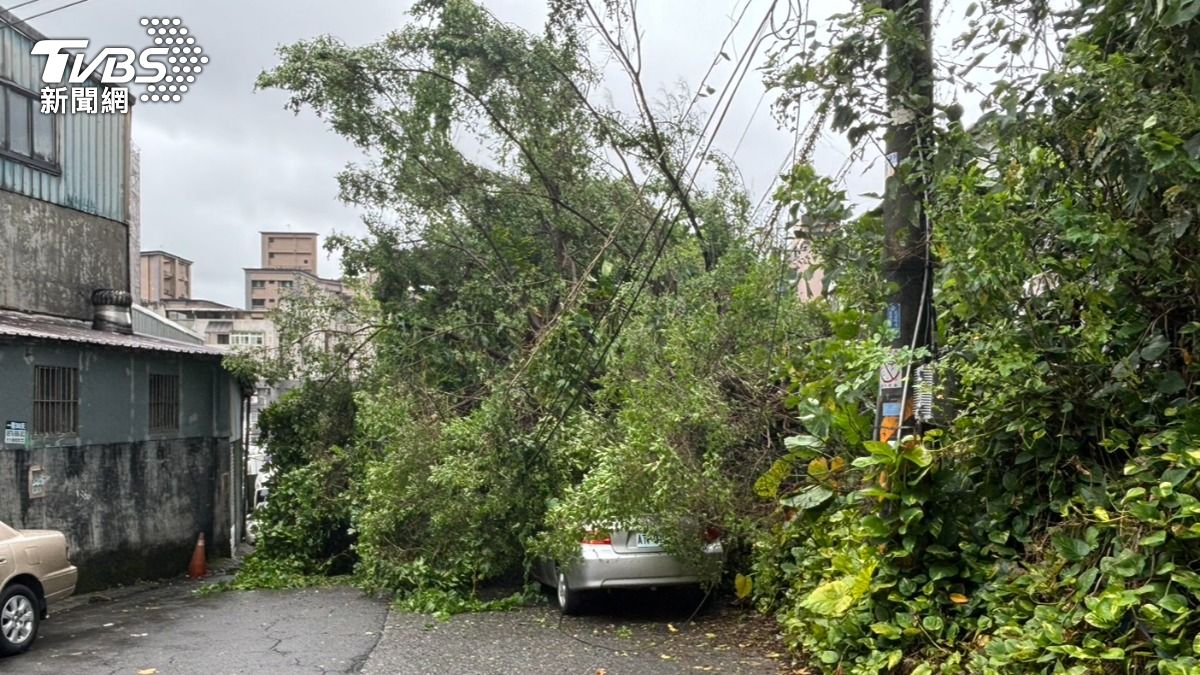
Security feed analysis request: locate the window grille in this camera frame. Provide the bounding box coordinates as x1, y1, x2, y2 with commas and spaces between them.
149, 373, 180, 432
33, 366, 78, 434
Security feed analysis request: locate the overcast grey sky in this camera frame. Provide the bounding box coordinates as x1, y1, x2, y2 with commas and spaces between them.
31, 0, 878, 308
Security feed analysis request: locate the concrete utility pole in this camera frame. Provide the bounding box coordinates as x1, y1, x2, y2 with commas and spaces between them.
875, 0, 935, 445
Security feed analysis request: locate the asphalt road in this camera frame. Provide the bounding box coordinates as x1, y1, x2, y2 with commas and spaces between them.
7, 580, 789, 674
364, 588, 787, 675
18, 582, 387, 674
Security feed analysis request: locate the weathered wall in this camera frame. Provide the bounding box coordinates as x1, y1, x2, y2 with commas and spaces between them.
0, 342, 231, 444
0, 438, 226, 591
0, 341, 237, 590
0, 190, 129, 320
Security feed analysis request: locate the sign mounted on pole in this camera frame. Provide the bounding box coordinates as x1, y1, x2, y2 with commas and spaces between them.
880, 362, 903, 390
886, 303, 902, 333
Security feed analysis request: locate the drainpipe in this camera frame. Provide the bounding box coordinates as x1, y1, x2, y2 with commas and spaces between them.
231, 384, 253, 558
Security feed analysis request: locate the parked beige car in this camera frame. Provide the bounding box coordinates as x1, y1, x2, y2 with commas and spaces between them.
0, 520, 77, 656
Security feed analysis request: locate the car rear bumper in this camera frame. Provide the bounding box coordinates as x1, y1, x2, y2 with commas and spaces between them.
564, 544, 722, 590
41, 565, 77, 604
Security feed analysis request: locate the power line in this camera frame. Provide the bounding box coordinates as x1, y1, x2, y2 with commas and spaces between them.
498, 0, 765, 388
528, 0, 780, 455
5, 0, 50, 14
1, 0, 92, 32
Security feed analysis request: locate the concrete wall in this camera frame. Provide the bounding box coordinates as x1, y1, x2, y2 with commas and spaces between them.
0, 341, 238, 590
0, 189, 129, 320
0, 438, 228, 591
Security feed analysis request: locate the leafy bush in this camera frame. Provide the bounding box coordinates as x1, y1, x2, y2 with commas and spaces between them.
239, 381, 358, 580
352, 390, 546, 594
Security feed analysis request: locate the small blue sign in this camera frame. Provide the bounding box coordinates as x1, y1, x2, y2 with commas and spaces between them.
886, 303, 901, 332
882, 402, 902, 417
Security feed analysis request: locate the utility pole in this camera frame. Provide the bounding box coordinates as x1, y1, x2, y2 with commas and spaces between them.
875, 0, 935, 445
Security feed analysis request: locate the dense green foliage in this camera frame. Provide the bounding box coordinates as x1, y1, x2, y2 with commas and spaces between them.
237, 0, 810, 615
750, 0, 1200, 672
237, 0, 1200, 670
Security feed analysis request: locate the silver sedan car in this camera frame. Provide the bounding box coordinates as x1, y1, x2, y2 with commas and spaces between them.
534, 526, 723, 614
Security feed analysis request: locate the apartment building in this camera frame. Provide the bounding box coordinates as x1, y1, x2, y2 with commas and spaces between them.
261, 231, 318, 273
245, 231, 345, 309
140, 250, 193, 304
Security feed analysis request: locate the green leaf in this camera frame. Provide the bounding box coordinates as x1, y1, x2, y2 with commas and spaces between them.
864, 440, 898, 461
1159, 593, 1190, 614
901, 444, 933, 468
921, 615, 944, 632
780, 486, 834, 513
1157, 371, 1187, 394
1140, 530, 1168, 547
929, 563, 957, 582
1163, 0, 1200, 26
1052, 534, 1093, 562
870, 622, 902, 639
819, 650, 840, 664
862, 515, 890, 538
1078, 567, 1100, 592
1141, 334, 1170, 361
1102, 550, 1145, 578
784, 434, 823, 451
801, 561, 877, 617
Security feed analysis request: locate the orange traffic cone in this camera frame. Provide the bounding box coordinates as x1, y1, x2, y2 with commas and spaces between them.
187, 532, 207, 579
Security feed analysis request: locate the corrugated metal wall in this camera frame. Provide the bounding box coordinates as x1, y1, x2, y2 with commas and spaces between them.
0, 23, 130, 224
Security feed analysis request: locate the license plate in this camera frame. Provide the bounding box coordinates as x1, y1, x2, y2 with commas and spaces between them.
634, 534, 659, 548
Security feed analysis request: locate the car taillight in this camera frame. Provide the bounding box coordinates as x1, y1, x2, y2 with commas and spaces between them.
581, 529, 611, 545
704, 526, 723, 543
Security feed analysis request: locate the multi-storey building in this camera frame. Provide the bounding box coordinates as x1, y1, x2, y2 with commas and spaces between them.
245, 231, 345, 310
139, 249, 193, 304
260, 231, 318, 273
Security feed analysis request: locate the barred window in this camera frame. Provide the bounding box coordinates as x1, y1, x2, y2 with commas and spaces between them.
33, 366, 78, 434
149, 374, 179, 433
